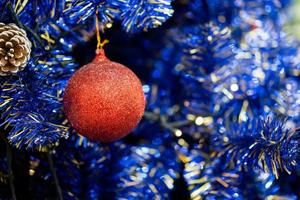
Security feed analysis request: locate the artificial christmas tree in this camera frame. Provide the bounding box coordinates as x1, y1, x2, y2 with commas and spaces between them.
0, 0, 300, 199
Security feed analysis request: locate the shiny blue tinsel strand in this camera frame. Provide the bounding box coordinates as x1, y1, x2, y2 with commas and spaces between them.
182, 149, 243, 199
63, 0, 174, 33
120, 0, 174, 33
214, 117, 300, 178
109, 144, 180, 199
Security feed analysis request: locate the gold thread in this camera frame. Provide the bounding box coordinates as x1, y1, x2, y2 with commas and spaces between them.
95, 9, 109, 51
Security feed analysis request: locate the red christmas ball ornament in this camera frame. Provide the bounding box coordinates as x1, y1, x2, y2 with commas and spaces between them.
63, 49, 146, 142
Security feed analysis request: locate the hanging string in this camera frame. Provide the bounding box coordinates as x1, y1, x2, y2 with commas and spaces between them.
95, 9, 109, 54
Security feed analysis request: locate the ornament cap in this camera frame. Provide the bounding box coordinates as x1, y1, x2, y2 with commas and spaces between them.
94, 49, 108, 62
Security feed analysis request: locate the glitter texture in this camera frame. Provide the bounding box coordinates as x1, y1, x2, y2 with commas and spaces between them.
63, 50, 145, 142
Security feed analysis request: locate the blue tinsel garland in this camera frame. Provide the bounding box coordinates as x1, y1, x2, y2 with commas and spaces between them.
0, 0, 300, 199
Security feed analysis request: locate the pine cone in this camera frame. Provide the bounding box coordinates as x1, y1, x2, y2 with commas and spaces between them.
0, 23, 32, 76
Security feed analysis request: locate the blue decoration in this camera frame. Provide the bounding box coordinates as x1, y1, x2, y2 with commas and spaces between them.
174, 22, 237, 83
63, 0, 127, 28
1, 0, 300, 199
213, 117, 300, 178
0, 17, 82, 150
63, 0, 174, 33
182, 149, 243, 199
54, 136, 111, 200
110, 144, 180, 199
120, 0, 174, 33
31, 135, 111, 199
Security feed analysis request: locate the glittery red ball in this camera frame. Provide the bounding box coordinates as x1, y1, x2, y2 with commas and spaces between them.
63, 50, 145, 142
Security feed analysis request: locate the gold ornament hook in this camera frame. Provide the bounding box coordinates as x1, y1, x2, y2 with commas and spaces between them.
95, 9, 109, 52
